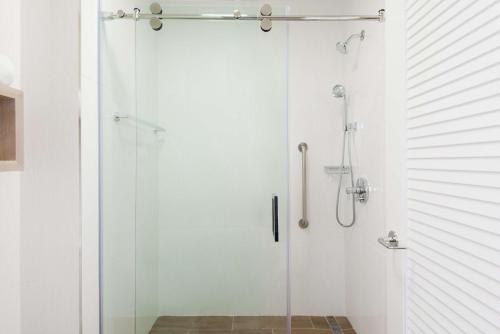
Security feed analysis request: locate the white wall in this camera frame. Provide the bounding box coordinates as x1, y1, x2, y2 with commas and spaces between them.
341, 1, 387, 334
0, 1, 21, 333
20, 0, 81, 333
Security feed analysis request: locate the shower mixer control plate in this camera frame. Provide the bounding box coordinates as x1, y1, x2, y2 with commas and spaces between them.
346, 177, 369, 203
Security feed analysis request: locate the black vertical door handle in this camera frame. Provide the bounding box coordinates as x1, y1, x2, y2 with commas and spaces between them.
272, 195, 279, 242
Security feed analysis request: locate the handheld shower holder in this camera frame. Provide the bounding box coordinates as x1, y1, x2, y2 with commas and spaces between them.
345, 121, 363, 132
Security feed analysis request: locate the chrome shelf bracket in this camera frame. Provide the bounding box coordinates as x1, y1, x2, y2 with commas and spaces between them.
378, 231, 406, 250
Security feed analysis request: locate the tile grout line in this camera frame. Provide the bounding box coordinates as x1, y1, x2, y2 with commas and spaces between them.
307, 317, 314, 329
323, 316, 333, 332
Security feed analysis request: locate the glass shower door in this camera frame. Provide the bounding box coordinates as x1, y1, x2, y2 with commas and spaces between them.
135, 10, 290, 332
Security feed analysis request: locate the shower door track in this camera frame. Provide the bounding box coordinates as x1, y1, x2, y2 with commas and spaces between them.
104, 10, 385, 23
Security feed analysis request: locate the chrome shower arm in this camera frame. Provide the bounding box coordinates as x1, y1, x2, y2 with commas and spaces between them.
336, 30, 366, 54
344, 30, 366, 44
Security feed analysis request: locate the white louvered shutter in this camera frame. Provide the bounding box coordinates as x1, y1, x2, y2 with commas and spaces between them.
405, 1, 500, 333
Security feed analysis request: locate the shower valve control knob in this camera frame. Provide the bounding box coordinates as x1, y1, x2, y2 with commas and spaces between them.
346, 187, 363, 195
346, 177, 369, 203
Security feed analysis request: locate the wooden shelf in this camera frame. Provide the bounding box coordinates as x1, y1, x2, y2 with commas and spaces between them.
0, 84, 23, 171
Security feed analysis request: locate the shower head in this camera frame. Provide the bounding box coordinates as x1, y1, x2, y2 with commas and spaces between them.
336, 30, 365, 55
336, 42, 349, 55
332, 85, 346, 98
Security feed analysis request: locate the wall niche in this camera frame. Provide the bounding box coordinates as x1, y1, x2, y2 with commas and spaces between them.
0, 84, 23, 171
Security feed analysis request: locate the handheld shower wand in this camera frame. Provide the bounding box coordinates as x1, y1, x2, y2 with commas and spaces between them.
332, 85, 356, 228
332, 85, 370, 228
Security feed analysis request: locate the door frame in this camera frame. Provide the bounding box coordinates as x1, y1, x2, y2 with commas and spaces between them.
81, 0, 101, 333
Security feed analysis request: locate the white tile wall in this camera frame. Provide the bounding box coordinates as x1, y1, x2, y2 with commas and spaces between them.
336, 1, 388, 334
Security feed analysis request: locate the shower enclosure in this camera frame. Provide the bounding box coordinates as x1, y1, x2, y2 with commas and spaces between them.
98, 2, 386, 334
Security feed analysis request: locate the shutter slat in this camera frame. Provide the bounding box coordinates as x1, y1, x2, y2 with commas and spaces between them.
407, 0, 464, 48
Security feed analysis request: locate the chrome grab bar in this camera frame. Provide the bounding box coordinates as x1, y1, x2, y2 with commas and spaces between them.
298, 143, 309, 229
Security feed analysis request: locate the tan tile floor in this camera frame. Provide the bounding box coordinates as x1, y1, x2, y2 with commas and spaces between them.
150, 316, 356, 334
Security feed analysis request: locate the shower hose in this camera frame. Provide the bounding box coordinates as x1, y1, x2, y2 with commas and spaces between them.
336, 103, 356, 228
